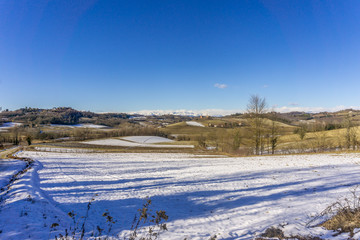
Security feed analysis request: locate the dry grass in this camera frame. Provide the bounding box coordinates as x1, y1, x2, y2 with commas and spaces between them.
308, 187, 360, 238
278, 126, 360, 149
258, 187, 360, 240
321, 208, 360, 236
0, 146, 21, 159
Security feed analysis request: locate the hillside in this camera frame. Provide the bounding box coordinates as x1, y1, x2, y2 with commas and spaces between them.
1, 107, 360, 155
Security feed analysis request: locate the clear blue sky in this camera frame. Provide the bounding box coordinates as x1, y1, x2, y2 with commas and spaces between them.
1, 0, 360, 113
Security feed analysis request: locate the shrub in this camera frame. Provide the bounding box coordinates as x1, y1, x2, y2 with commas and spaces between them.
308, 187, 360, 238
51, 197, 168, 240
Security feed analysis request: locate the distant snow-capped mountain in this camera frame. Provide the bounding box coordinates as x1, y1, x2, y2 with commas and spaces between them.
129, 109, 242, 117
128, 106, 360, 116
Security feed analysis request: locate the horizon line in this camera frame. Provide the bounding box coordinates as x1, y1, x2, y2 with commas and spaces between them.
2, 105, 360, 116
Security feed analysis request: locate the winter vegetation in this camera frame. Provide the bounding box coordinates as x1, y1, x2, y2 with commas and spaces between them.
3, 99, 360, 239
3, 0, 360, 239
2, 101, 360, 156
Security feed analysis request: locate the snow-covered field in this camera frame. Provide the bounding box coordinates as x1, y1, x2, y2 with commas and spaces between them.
186, 121, 205, 127
2, 152, 360, 239
121, 136, 174, 144
82, 137, 194, 148
49, 124, 108, 129
0, 122, 22, 132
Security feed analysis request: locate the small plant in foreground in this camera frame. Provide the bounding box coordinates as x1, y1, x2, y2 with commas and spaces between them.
51, 197, 168, 240
128, 198, 168, 240
102, 209, 116, 236
52, 194, 98, 240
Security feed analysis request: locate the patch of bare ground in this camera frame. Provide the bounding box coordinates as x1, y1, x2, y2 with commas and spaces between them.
255, 227, 323, 240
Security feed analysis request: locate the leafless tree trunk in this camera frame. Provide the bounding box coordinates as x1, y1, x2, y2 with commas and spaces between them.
246, 95, 267, 155
297, 123, 307, 140
270, 121, 279, 154
344, 114, 357, 150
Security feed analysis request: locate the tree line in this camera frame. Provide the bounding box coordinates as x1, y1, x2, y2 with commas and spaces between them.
193, 95, 360, 155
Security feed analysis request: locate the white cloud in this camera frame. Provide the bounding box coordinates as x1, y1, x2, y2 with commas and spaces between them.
214, 83, 227, 89
263, 85, 269, 88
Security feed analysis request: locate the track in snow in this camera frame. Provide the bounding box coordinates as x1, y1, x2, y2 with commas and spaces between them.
2, 151, 360, 239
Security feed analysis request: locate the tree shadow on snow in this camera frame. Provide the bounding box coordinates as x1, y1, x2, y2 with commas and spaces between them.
21, 161, 360, 238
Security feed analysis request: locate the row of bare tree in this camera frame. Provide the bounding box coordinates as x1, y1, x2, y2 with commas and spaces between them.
245, 95, 280, 155
245, 95, 360, 155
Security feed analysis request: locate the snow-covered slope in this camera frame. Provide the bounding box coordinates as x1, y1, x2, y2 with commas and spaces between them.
50, 123, 108, 128
2, 152, 360, 239
121, 136, 174, 144
82, 138, 193, 148
0, 122, 22, 132
0, 158, 26, 189
186, 121, 205, 127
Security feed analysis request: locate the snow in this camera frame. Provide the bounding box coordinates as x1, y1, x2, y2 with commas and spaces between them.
129, 109, 241, 117
76, 124, 108, 129
0, 122, 22, 131
0, 158, 26, 190
129, 107, 360, 116
34, 147, 95, 153
186, 121, 205, 127
2, 152, 360, 239
121, 136, 174, 144
82, 138, 194, 148
49, 123, 108, 128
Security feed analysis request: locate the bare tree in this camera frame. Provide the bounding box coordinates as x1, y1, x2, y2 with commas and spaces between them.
232, 130, 242, 151
269, 121, 279, 154
297, 123, 307, 140
312, 125, 328, 152
246, 95, 267, 155
344, 114, 358, 150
